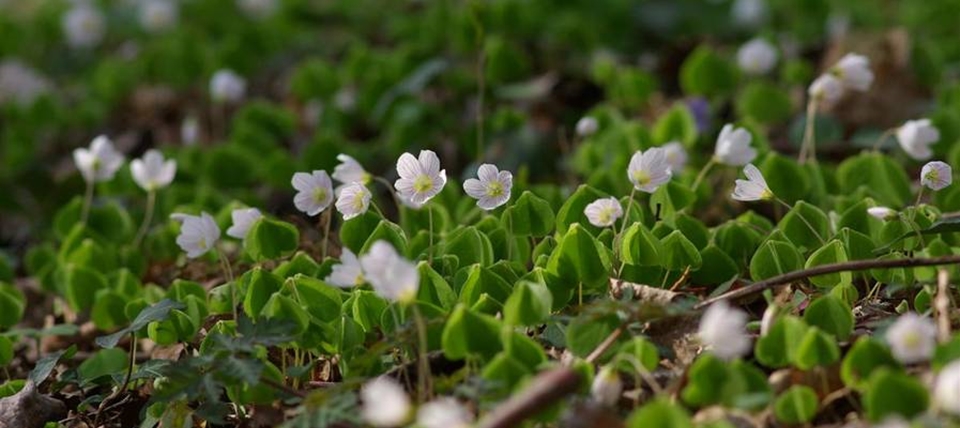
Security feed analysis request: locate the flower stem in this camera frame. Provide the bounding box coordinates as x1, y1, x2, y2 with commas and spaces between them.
320, 209, 332, 260
218, 250, 237, 320
798, 99, 819, 165
613, 187, 638, 275
80, 179, 94, 225
373, 176, 402, 214
133, 190, 156, 247
411, 303, 432, 401
428, 207, 435, 265
871, 128, 895, 152
691, 158, 716, 191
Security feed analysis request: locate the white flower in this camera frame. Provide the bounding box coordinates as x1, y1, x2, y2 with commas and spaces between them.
237, 0, 279, 19
292, 170, 334, 216
590, 366, 622, 406
808, 74, 844, 106
627, 148, 672, 193
131, 149, 177, 192
226, 208, 262, 240
394, 150, 447, 206
359, 241, 419, 303
830, 53, 874, 92
583, 197, 623, 228
139, 0, 178, 33
737, 38, 778, 75
935, 360, 960, 415
335, 183, 372, 220
0, 60, 51, 107
334, 86, 357, 112
896, 119, 939, 161
360, 376, 411, 427
731, 0, 767, 28
303, 99, 324, 129
209, 69, 246, 103
62, 4, 105, 48
416, 398, 473, 428
172, 212, 221, 258
662, 141, 688, 173
332, 154, 371, 186
181, 116, 199, 146
714, 124, 756, 166
576, 117, 599, 137
867, 206, 897, 221
732, 164, 774, 202
885, 312, 936, 364
73, 135, 125, 183
463, 164, 513, 210
921, 161, 953, 191
325, 248, 364, 288
699, 301, 751, 360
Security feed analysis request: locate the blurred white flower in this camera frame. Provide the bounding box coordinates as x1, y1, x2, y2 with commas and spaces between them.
302, 98, 324, 129
63, 3, 105, 48
921, 161, 952, 191
737, 38, 778, 75
867, 206, 897, 221
627, 147, 672, 193
714, 124, 756, 166
74, 135, 125, 183
325, 248, 364, 288
332, 154, 371, 186
699, 301, 751, 360
335, 183, 372, 220
360, 376, 411, 427
808, 74, 844, 106
0, 60, 51, 107
180, 116, 199, 146
662, 141, 688, 172
237, 0, 278, 19
360, 241, 419, 303
131, 149, 177, 192
395, 150, 446, 206
416, 398, 473, 428
935, 360, 960, 415
463, 164, 513, 210
292, 170, 334, 216
732, 164, 773, 202
334, 86, 357, 112
885, 312, 936, 364
226, 208, 261, 240
590, 366, 622, 406
584, 197, 623, 228
731, 0, 767, 28
171, 212, 220, 258
139, 0, 178, 33
576, 116, 599, 137
209, 69, 246, 103
830, 53, 873, 92
896, 119, 939, 161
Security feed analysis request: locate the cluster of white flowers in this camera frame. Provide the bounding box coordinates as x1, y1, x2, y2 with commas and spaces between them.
808, 53, 874, 106
324, 239, 418, 302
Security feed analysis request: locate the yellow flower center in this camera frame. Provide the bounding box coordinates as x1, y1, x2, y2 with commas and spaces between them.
198, 237, 208, 250
598, 209, 613, 225
903, 333, 921, 349
632, 170, 651, 185
926, 170, 940, 183
761, 189, 774, 200
486, 181, 504, 198
313, 188, 327, 204
413, 174, 433, 193
352, 192, 366, 211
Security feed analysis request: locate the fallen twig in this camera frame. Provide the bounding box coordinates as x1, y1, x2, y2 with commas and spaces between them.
476, 367, 582, 428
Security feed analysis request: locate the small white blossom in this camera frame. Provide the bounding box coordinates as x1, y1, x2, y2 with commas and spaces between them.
737, 38, 778, 75
335, 183, 372, 220
334, 86, 357, 112
209, 69, 246, 103
714, 124, 756, 166
584, 197, 623, 228
62, 3, 105, 48
921, 161, 952, 191
463, 164, 513, 210
139, 0, 178, 33
830, 53, 874, 92
325, 248, 364, 288
699, 301, 751, 360
171, 212, 221, 258
292, 170, 334, 216
662, 141, 688, 173
590, 366, 622, 406
896, 119, 939, 161
303, 98, 323, 129
627, 148, 672, 193
808, 74, 844, 106
359, 241, 419, 303
416, 398, 473, 428
576, 117, 599, 137
332, 154, 371, 186
131, 149, 177, 192
731, 0, 767, 28
867, 206, 897, 221
935, 360, 960, 415
73, 135, 125, 183
237, 0, 279, 19
181, 116, 199, 146
732, 164, 773, 202
360, 376, 411, 427
0, 60, 51, 107
395, 150, 447, 206
885, 312, 936, 364
226, 208, 262, 240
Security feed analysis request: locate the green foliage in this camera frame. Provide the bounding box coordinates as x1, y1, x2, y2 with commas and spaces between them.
774, 386, 819, 424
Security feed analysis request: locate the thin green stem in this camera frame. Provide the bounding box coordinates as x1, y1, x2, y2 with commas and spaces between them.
691, 158, 716, 191
799, 99, 819, 165
80, 179, 94, 225
218, 250, 237, 320
373, 176, 402, 214
871, 128, 895, 151
320, 209, 332, 260
428, 207, 435, 264
411, 303, 432, 401
613, 187, 638, 276
133, 190, 156, 247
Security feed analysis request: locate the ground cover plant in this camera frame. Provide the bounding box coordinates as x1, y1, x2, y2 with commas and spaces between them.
1, 0, 960, 427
